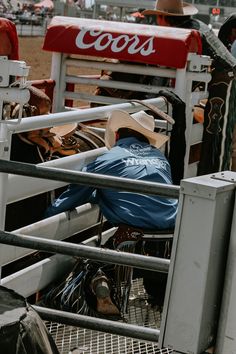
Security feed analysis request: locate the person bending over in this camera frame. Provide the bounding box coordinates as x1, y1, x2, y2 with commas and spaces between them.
45, 109, 177, 231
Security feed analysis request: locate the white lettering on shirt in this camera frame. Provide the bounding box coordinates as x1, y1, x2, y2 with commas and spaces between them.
124, 158, 167, 169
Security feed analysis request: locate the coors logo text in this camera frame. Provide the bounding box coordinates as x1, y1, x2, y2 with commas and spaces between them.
75, 28, 155, 56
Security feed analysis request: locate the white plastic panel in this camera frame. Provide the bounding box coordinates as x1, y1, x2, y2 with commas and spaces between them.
190, 123, 204, 145
160, 172, 236, 354
0, 203, 100, 266
1, 227, 115, 297
7, 148, 106, 203
215, 187, 236, 354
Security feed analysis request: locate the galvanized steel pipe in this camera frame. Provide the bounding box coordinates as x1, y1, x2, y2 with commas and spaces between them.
33, 305, 160, 342
0, 231, 170, 273
0, 159, 180, 199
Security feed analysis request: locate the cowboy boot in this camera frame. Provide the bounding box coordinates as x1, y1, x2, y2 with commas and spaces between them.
91, 274, 120, 315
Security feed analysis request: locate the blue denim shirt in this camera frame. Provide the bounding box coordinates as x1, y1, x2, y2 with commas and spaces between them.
45, 137, 178, 230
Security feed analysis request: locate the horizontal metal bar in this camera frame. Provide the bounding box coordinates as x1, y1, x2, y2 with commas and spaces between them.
0, 204, 100, 266
5, 97, 167, 133
66, 57, 176, 78
0, 231, 170, 273
66, 75, 168, 94
7, 148, 106, 204
33, 305, 160, 343
0, 160, 180, 198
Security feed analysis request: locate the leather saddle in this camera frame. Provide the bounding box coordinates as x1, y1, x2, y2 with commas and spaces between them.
4, 86, 105, 160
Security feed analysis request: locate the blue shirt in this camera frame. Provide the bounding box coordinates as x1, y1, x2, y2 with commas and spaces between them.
45, 137, 178, 230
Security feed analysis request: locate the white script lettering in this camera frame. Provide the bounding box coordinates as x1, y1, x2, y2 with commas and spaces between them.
75, 28, 156, 56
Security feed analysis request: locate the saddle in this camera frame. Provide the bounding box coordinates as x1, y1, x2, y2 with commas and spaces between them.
6, 101, 80, 159
4, 86, 105, 161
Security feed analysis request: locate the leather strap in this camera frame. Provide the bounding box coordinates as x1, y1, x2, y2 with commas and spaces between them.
131, 98, 175, 125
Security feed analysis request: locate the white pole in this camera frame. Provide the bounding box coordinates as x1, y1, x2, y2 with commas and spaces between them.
5, 97, 167, 133
0, 123, 11, 230
50, 52, 63, 113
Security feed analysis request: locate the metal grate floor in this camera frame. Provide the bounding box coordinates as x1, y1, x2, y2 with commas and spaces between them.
45, 279, 173, 354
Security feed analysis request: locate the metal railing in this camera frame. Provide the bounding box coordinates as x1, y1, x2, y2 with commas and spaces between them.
0, 158, 179, 343
0, 94, 179, 344
0, 230, 170, 273
0, 159, 180, 199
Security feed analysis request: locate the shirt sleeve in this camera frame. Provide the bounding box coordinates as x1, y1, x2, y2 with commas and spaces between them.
45, 183, 96, 217
45, 162, 97, 217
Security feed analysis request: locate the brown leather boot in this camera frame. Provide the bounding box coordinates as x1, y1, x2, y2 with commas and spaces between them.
91, 275, 120, 315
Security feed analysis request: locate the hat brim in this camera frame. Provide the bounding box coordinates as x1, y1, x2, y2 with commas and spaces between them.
142, 3, 198, 16
105, 110, 169, 149
50, 123, 77, 137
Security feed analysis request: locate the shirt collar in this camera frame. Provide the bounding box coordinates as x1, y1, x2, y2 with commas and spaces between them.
115, 136, 148, 147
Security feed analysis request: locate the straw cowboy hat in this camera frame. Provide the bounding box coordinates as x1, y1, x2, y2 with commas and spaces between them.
142, 0, 198, 17
105, 110, 169, 149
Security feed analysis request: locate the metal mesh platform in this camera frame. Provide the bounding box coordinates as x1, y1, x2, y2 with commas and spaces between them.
45, 279, 173, 354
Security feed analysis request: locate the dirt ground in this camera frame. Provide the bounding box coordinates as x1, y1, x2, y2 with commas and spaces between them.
19, 37, 52, 80
19, 36, 99, 107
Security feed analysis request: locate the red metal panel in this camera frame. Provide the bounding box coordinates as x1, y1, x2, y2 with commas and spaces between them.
43, 16, 202, 69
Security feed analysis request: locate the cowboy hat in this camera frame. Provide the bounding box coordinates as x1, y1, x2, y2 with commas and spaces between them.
105, 110, 169, 149
142, 0, 198, 17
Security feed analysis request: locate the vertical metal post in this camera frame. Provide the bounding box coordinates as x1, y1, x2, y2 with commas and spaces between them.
174, 67, 194, 178
50, 52, 63, 113
60, 54, 68, 111
174, 67, 187, 101
119, 6, 123, 21
0, 122, 12, 283
215, 184, 236, 354
160, 172, 236, 354
93, 2, 99, 18
0, 123, 11, 230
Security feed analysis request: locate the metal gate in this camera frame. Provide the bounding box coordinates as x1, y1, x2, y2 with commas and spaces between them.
0, 16, 235, 354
